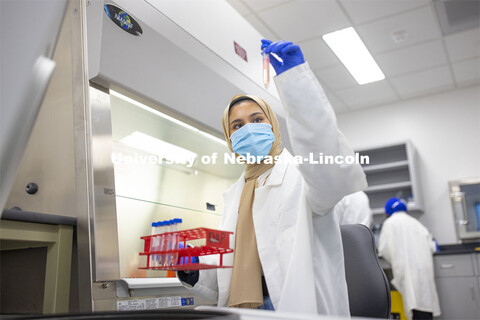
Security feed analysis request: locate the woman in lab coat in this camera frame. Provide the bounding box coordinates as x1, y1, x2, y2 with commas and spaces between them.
178, 40, 367, 316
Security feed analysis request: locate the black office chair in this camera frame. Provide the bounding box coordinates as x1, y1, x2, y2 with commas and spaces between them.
341, 224, 391, 318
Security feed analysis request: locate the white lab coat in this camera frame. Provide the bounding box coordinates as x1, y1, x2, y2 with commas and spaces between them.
182, 63, 367, 316
378, 212, 441, 320
335, 191, 373, 227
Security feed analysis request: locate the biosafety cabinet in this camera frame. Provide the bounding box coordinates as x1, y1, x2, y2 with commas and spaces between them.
86, 0, 290, 311
2, 0, 288, 313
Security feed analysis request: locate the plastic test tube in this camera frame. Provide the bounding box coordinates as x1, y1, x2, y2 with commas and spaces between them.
160, 220, 171, 267
149, 222, 157, 267
170, 218, 182, 266
155, 221, 164, 267
166, 219, 177, 266
262, 49, 270, 89
169, 220, 176, 266
158, 220, 170, 266
155, 221, 165, 267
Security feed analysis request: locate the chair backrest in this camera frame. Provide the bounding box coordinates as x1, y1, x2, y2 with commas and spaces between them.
340, 224, 391, 318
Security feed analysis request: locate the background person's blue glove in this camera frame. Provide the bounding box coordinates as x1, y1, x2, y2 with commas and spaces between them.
261, 39, 305, 75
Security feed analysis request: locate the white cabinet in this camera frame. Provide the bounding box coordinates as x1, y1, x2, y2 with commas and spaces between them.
356, 141, 423, 220
434, 253, 480, 320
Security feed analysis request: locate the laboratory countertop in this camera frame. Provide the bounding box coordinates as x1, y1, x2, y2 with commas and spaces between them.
435, 242, 480, 255
377, 243, 480, 260
1, 209, 76, 226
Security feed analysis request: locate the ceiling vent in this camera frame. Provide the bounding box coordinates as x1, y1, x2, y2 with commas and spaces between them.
434, 0, 480, 35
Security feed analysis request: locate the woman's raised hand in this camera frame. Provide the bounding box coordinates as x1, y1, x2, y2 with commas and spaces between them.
261, 39, 305, 75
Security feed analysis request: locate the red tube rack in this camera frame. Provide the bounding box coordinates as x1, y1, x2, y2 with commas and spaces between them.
139, 227, 234, 271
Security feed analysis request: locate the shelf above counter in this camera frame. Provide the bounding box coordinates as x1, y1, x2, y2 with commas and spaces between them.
355, 141, 423, 223
365, 181, 412, 193
362, 160, 409, 173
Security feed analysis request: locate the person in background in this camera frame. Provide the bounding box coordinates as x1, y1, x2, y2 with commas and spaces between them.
177, 39, 367, 316
334, 191, 373, 227
378, 198, 441, 320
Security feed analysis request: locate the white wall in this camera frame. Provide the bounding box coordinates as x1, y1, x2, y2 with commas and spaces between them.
337, 85, 480, 244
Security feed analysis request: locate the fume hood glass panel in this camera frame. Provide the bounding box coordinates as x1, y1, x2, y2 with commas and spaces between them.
460, 184, 480, 233
110, 92, 243, 278
449, 178, 480, 241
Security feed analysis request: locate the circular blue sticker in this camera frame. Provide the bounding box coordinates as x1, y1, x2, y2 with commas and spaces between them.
104, 4, 142, 36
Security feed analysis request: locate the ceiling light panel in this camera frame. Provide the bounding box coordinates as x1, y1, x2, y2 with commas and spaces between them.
323, 27, 385, 85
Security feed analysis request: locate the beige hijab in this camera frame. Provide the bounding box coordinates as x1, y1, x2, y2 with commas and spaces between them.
221, 95, 283, 308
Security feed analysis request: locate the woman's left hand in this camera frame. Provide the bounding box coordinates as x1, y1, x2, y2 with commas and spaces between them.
261, 39, 305, 75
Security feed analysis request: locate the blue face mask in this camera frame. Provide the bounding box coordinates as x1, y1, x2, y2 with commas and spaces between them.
230, 123, 275, 160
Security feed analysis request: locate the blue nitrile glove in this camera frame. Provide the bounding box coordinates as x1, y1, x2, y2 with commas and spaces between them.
261, 39, 305, 75
177, 242, 199, 286
178, 242, 198, 265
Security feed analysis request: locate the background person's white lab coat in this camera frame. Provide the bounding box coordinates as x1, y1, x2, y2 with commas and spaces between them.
334, 191, 373, 227
378, 211, 441, 320
181, 63, 367, 316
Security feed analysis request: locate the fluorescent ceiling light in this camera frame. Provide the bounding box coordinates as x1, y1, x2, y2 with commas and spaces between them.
121, 131, 197, 165
110, 90, 228, 146
323, 27, 385, 85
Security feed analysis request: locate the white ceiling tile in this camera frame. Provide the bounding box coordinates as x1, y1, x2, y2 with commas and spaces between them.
390, 65, 454, 98
257, 0, 350, 42
244, 14, 279, 40
314, 64, 357, 90
444, 27, 480, 62
227, 0, 477, 110
452, 58, 480, 86
225, 0, 252, 16
335, 80, 398, 109
357, 6, 442, 54
332, 105, 349, 114
325, 91, 350, 114
299, 37, 340, 70
376, 40, 448, 77
243, 0, 292, 12
339, 0, 430, 25
312, 73, 330, 91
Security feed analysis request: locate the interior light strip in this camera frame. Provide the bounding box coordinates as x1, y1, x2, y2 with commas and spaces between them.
110, 90, 228, 146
